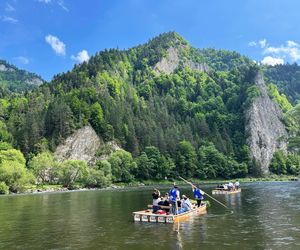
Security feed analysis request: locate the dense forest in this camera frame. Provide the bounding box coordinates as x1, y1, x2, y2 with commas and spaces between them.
1, 32, 300, 194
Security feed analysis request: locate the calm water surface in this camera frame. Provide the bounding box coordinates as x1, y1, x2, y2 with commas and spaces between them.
0, 182, 299, 250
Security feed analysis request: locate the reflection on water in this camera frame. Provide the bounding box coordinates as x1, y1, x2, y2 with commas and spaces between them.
0, 182, 299, 249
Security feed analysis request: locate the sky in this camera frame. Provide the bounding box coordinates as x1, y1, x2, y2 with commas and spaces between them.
1, 0, 300, 81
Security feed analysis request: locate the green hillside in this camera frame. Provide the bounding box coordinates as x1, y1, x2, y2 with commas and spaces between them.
0, 60, 44, 95
1, 32, 300, 193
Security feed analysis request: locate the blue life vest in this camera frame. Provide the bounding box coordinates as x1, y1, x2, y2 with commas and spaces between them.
194, 188, 203, 200
169, 188, 177, 202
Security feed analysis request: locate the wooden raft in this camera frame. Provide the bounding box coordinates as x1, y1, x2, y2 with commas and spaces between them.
212, 188, 241, 195
133, 202, 207, 223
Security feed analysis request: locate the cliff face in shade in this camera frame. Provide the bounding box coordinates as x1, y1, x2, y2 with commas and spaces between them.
245, 72, 288, 174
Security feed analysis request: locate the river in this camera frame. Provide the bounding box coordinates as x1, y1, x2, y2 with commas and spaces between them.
0, 182, 299, 250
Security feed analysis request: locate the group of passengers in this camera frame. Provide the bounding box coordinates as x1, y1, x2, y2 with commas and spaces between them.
217, 180, 240, 191
152, 184, 205, 215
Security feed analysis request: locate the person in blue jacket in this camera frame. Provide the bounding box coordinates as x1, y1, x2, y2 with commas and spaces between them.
193, 186, 204, 207
169, 184, 180, 214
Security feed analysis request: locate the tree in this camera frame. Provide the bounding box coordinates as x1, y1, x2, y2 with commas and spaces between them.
269, 150, 287, 175
28, 151, 57, 185
89, 102, 105, 134
175, 140, 197, 178
58, 160, 88, 188
108, 150, 137, 182
0, 148, 33, 192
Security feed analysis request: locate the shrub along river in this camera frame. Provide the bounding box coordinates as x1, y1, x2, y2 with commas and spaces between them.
0, 182, 299, 249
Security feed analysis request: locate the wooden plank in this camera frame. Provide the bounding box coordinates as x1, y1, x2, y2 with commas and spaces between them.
147, 204, 171, 209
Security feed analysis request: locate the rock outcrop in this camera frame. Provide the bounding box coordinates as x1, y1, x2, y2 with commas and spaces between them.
0, 64, 15, 72
154, 47, 180, 74
245, 72, 288, 174
154, 47, 209, 74
55, 126, 101, 165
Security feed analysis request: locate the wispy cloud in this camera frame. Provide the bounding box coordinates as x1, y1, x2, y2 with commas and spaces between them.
38, 0, 69, 11
45, 35, 66, 55
261, 56, 284, 66
38, 0, 51, 3
248, 41, 257, 47
0, 15, 18, 24
259, 39, 267, 48
14, 56, 30, 65
57, 0, 69, 12
5, 3, 15, 12
71, 50, 90, 63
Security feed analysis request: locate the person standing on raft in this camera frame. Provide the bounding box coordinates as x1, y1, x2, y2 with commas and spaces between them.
192, 186, 204, 207
169, 184, 180, 215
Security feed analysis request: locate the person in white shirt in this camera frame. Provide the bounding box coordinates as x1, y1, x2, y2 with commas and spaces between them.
178, 195, 192, 213
234, 180, 240, 190
152, 188, 161, 213
228, 182, 234, 190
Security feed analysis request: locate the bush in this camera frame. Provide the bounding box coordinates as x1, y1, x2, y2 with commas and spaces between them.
0, 181, 9, 194
84, 168, 111, 188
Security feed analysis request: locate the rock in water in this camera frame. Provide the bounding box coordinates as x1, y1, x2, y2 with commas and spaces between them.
55, 126, 101, 165
245, 72, 288, 174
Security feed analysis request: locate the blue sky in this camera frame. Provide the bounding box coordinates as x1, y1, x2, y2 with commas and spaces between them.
1, 0, 300, 81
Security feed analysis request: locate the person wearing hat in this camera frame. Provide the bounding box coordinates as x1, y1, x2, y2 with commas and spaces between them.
169, 184, 180, 215
178, 194, 192, 214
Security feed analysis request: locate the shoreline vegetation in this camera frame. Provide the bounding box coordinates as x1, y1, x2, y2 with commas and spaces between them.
3, 175, 298, 196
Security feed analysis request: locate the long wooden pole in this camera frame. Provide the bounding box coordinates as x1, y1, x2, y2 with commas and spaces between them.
178, 176, 230, 210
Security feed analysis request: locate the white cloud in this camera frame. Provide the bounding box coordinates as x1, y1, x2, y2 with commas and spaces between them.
71, 50, 90, 63
263, 40, 300, 62
15, 56, 29, 65
248, 41, 257, 47
5, 4, 15, 12
259, 39, 267, 48
45, 35, 66, 55
261, 56, 284, 66
0, 15, 18, 24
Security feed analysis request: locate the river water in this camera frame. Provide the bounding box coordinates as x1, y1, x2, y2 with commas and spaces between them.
0, 182, 299, 250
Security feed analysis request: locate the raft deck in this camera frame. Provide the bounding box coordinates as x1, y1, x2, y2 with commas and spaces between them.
212, 188, 241, 195
133, 202, 207, 223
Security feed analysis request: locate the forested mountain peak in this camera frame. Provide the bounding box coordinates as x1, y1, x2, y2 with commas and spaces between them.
3, 31, 300, 187
0, 59, 44, 95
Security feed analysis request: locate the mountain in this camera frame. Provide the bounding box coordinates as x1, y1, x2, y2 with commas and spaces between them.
0, 60, 44, 95
263, 63, 300, 104
1, 32, 299, 183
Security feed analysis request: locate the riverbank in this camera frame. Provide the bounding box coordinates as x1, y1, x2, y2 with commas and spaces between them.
19, 176, 298, 193
142, 175, 299, 186
1, 175, 298, 196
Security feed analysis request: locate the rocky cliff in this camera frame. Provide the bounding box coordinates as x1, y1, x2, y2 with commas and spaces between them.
245, 72, 288, 174
154, 47, 209, 74
54, 126, 101, 164
54, 125, 122, 165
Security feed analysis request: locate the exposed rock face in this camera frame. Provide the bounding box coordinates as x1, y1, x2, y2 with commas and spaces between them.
184, 60, 210, 72
245, 72, 288, 174
25, 78, 43, 86
154, 47, 209, 74
154, 47, 180, 74
0, 64, 14, 72
55, 126, 101, 165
